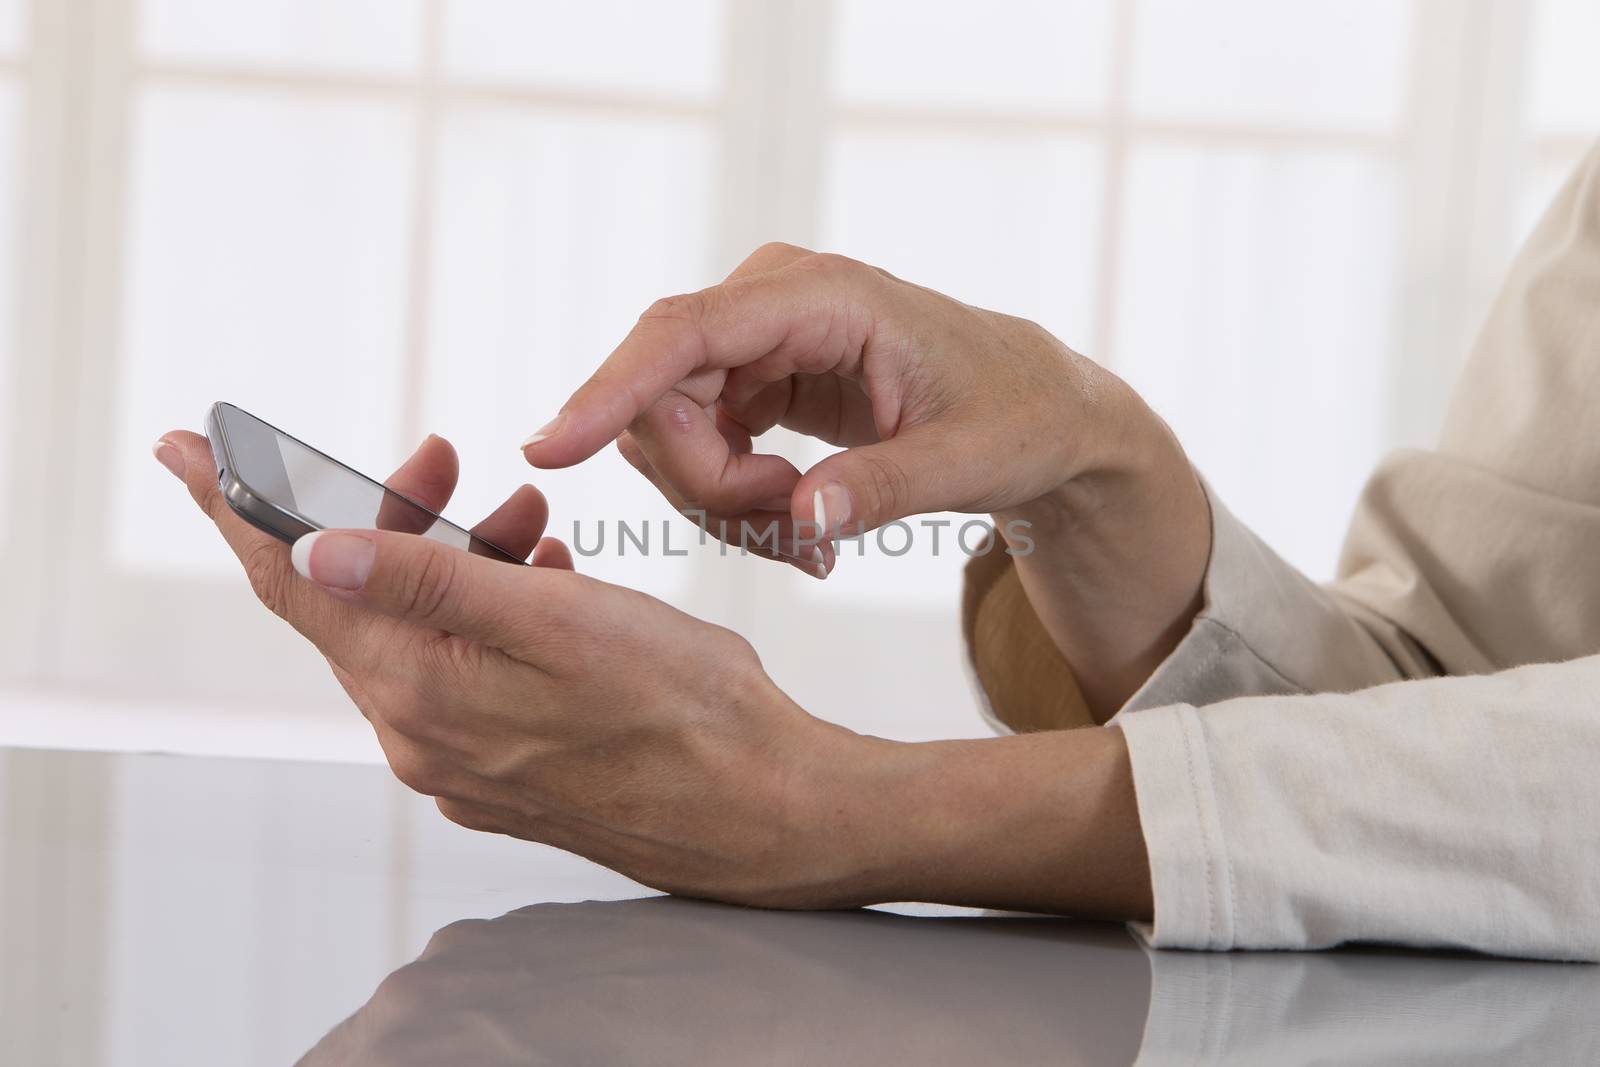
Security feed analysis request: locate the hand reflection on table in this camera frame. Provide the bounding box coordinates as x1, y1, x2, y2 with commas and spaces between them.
297, 898, 1600, 1066
298, 898, 1147, 1066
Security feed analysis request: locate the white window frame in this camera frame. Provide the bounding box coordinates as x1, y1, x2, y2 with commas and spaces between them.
0, 0, 1588, 755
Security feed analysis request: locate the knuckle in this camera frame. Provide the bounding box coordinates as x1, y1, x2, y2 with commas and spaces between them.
400, 548, 460, 626
639, 292, 705, 326
672, 479, 727, 518
651, 392, 700, 438
702, 489, 746, 519
752, 240, 809, 263
415, 632, 483, 694
857, 453, 912, 518
794, 251, 865, 281
199, 484, 230, 526
240, 540, 293, 619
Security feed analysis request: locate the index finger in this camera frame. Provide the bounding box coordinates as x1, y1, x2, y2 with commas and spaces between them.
520, 253, 879, 469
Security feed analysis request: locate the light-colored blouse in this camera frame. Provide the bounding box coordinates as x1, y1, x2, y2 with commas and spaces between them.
964, 139, 1600, 961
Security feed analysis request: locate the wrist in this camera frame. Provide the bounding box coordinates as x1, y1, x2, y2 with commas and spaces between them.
767, 725, 915, 909
811, 728, 1152, 918
989, 386, 1211, 717
997, 381, 1194, 542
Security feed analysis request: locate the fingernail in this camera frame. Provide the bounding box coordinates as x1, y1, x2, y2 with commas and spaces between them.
292, 531, 376, 591
816, 483, 851, 535
152, 439, 186, 480
521, 415, 564, 449
811, 546, 828, 579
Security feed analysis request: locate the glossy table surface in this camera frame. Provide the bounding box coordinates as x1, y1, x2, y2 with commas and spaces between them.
4, 745, 1598, 1065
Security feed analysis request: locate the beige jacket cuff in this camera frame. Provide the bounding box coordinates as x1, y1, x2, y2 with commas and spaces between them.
1114, 703, 1232, 950
959, 481, 1433, 952
1109, 482, 1411, 952
1120, 481, 1411, 714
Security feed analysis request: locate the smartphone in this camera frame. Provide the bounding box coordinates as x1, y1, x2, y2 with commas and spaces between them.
205, 401, 524, 565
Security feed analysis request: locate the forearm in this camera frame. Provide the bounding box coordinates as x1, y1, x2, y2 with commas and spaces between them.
825, 727, 1153, 920
994, 390, 1211, 720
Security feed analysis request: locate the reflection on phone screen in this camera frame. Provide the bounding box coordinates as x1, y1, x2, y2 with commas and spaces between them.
215, 403, 524, 565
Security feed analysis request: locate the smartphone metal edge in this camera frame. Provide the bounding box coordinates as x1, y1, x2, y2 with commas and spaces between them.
204, 401, 527, 565
206, 402, 316, 547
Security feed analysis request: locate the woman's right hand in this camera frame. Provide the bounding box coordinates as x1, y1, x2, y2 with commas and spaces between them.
522, 243, 1210, 713
521, 243, 1145, 557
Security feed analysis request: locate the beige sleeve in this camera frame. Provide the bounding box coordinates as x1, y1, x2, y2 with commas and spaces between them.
1116, 654, 1600, 960
1333, 137, 1600, 675
960, 547, 1094, 735
960, 140, 1600, 957
1119, 139, 1600, 958
963, 137, 1600, 723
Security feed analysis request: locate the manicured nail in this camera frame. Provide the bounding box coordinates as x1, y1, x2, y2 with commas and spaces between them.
521, 415, 564, 449
816, 483, 851, 535
152, 439, 186, 480
811, 546, 828, 579
291, 531, 376, 591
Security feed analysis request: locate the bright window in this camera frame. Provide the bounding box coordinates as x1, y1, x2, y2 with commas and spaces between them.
2, 0, 1597, 760
1518, 0, 1600, 240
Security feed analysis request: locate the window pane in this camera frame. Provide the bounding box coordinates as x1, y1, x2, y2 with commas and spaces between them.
443, 0, 723, 99
1131, 0, 1410, 130
140, 0, 423, 74
1526, 0, 1600, 135
1114, 143, 1398, 579
0, 0, 22, 54
816, 129, 1102, 605
423, 108, 716, 603
113, 87, 414, 574
0, 87, 14, 532
832, 0, 1112, 112
823, 130, 1101, 360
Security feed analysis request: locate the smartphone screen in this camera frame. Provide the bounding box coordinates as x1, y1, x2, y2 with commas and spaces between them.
211, 402, 523, 564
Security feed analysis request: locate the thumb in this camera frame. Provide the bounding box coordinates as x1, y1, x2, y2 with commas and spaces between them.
291, 529, 531, 647
795, 430, 976, 540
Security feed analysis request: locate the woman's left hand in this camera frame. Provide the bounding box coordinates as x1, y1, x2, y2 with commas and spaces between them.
153, 430, 882, 906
